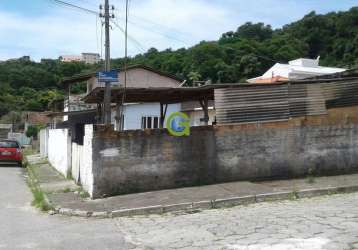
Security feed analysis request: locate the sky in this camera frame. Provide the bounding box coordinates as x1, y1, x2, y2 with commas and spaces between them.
0, 0, 356, 61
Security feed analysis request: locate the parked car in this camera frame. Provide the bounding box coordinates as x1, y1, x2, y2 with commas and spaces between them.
0, 140, 23, 167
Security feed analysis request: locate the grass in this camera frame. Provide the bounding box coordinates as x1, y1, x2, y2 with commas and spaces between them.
62, 187, 71, 193
79, 190, 90, 199
306, 167, 316, 184
22, 147, 37, 157
24, 152, 90, 210
26, 163, 53, 211
288, 191, 298, 201
31, 186, 52, 211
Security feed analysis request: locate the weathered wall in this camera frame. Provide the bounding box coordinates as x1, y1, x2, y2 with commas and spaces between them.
88, 106, 358, 198
48, 129, 71, 177
79, 125, 94, 195
71, 143, 83, 183
39, 129, 49, 157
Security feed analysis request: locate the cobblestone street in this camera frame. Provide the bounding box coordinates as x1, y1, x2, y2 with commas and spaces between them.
116, 193, 358, 250
2, 166, 358, 249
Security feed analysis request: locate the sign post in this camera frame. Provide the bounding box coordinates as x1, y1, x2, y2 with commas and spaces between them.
97, 70, 119, 85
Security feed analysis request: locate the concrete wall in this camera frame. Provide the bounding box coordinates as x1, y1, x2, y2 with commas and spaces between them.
0, 124, 12, 139
39, 129, 48, 157
87, 106, 358, 198
48, 129, 71, 178
79, 125, 94, 195
71, 143, 82, 183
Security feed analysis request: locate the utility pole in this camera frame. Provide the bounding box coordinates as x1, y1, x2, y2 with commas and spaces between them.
100, 0, 113, 124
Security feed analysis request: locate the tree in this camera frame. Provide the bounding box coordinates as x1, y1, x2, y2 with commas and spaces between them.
26, 125, 39, 139
0, 7, 357, 117
236, 22, 273, 41
188, 71, 201, 82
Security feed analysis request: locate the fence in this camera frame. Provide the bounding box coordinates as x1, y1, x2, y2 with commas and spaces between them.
215, 78, 358, 124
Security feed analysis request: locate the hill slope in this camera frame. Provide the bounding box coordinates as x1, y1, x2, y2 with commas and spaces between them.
0, 7, 357, 117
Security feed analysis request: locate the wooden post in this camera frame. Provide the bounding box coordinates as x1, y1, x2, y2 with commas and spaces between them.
115, 102, 121, 131
96, 103, 103, 124
200, 98, 210, 126
160, 103, 168, 128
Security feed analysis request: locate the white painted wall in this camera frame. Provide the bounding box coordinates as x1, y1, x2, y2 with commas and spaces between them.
39, 129, 49, 157
71, 143, 83, 183
113, 103, 181, 130
48, 129, 71, 178
185, 109, 216, 126
80, 125, 94, 196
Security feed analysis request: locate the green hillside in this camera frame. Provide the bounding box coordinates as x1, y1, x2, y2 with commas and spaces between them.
0, 7, 357, 118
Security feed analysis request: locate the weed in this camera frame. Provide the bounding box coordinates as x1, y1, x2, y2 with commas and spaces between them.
63, 187, 71, 193
27, 164, 53, 211
79, 191, 90, 199
306, 168, 316, 184
31, 187, 51, 211
288, 192, 297, 200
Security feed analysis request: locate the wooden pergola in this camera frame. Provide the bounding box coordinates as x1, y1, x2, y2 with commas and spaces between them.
83, 87, 215, 129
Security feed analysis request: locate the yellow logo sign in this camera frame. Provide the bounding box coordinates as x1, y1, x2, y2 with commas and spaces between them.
166, 112, 190, 137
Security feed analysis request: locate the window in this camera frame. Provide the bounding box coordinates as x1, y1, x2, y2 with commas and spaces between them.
153, 117, 159, 129
141, 116, 159, 129
0, 141, 19, 148
147, 117, 152, 129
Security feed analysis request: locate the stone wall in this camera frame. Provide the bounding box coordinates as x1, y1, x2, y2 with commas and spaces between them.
87, 106, 358, 198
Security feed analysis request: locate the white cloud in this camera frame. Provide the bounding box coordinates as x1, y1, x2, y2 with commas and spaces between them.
0, 0, 234, 61
0, 9, 100, 61
0, 0, 356, 61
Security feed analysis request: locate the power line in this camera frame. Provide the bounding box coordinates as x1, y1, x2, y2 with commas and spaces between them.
119, 0, 130, 131
116, 16, 189, 46
95, 16, 102, 63
129, 13, 190, 38
111, 19, 147, 53
48, 0, 98, 15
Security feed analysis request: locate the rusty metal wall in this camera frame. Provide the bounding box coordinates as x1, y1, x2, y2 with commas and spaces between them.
215, 79, 358, 124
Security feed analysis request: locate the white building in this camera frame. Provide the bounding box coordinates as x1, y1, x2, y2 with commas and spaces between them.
248, 57, 346, 84
60, 53, 101, 64
60, 55, 82, 63
61, 65, 215, 132
81, 53, 101, 64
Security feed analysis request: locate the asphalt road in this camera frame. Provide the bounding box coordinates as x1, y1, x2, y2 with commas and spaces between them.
0, 166, 134, 250
1, 166, 358, 250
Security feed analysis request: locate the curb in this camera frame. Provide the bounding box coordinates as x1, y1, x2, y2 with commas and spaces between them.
52, 185, 358, 219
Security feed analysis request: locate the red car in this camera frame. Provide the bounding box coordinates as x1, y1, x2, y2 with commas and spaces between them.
0, 140, 23, 167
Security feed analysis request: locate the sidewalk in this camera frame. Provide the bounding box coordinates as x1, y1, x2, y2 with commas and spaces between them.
26, 154, 358, 218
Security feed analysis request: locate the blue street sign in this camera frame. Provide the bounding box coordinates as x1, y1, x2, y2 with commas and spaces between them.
96, 70, 119, 83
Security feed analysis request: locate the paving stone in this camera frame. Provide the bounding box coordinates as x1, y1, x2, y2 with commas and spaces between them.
115, 193, 358, 249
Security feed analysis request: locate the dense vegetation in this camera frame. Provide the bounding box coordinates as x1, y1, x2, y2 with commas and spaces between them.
114, 7, 358, 83
0, 7, 357, 118
0, 58, 98, 117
